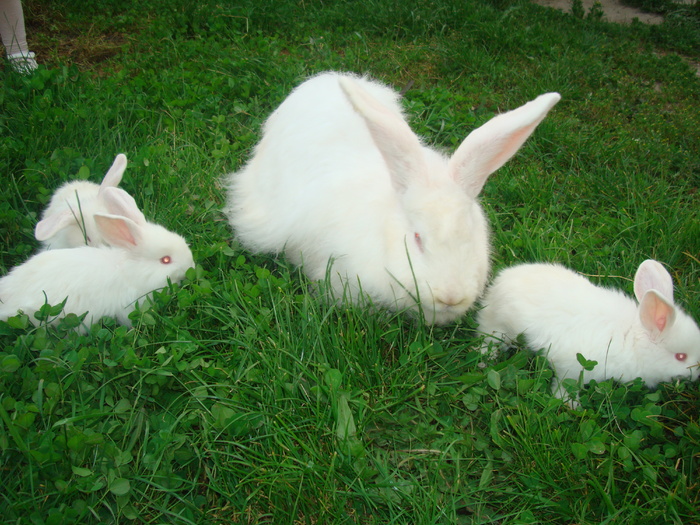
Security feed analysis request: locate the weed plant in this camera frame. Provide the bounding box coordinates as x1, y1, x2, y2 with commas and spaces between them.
1, 0, 699, 523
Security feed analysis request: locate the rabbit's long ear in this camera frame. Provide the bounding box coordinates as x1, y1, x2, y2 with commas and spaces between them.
100, 187, 146, 225
634, 259, 674, 303
94, 213, 143, 248
448, 92, 560, 198
34, 210, 75, 241
100, 154, 127, 189
639, 290, 676, 340
339, 77, 426, 193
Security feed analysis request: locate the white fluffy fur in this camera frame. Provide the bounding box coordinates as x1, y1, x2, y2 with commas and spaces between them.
477, 260, 700, 396
35, 153, 141, 249
225, 71, 560, 324
1, 213, 194, 328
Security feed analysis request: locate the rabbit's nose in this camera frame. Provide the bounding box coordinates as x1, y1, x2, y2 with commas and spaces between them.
434, 293, 468, 308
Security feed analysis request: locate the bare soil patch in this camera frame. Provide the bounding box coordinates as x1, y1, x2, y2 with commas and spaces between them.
533, 0, 665, 24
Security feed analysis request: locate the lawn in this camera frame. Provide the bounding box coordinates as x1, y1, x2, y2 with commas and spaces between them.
1, 0, 699, 523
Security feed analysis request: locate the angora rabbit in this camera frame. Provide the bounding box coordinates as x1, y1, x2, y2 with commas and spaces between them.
477, 260, 700, 397
1, 212, 194, 328
226, 72, 560, 324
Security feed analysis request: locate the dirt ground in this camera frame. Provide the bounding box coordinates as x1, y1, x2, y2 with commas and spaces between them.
533, 0, 700, 74
532, 0, 665, 24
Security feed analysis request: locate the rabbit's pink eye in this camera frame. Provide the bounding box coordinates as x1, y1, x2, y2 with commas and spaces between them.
675, 353, 687, 362
160, 256, 172, 265
414, 232, 424, 252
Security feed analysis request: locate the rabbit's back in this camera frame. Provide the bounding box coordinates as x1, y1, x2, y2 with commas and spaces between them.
227, 72, 402, 255
479, 263, 636, 355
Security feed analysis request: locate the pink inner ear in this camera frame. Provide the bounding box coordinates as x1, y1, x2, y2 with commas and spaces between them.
640, 290, 675, 338
675, 353, 687, 362
118, 223, 138, 246
655, 313, 668, 332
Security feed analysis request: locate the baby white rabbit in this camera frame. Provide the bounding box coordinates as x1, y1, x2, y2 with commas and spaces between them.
226, 71, 560, 324
35, 153, 138, 249
477, 260, 700, 397
1, 212, 195, 328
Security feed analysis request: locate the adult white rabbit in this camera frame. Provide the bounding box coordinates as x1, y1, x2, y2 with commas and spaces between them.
35, 153, 139, 249
226, 72, 560, 324
477, 260, 700, 397
1, 212, 194, 328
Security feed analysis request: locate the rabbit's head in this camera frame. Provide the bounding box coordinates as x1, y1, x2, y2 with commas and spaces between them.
633, 260, 700, 385
93, 211, 194, 291
380, 153, 490, 324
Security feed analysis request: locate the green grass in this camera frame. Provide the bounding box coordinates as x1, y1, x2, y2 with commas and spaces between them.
1, 0, 700, 523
